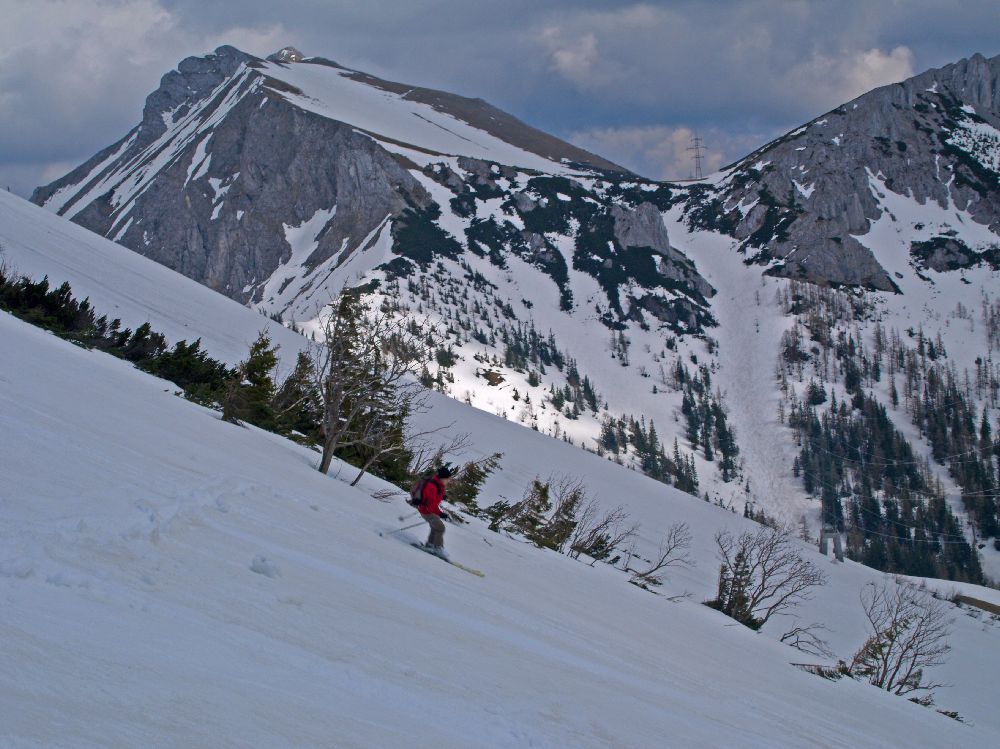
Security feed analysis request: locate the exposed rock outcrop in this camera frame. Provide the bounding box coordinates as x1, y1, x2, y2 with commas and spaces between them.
687, 52, 1000, 289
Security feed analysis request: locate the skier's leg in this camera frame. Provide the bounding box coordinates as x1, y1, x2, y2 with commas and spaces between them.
427, 515, 445, 548
421, 512, 436, 546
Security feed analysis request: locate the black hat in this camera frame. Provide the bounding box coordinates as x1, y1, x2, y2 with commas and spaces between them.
436, 464, 453, 479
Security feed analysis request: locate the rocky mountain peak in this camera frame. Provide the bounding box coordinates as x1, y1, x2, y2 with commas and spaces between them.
268, 46, 307, 64
29, 44, 700, 326
917, 51, 999, 117
684, 50, 1000, 289
140, 45, 258, 146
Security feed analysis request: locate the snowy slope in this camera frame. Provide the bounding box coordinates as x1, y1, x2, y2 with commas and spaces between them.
262, 59, 594, 174
661, 209, 806, 520
855, 184, 1000, 583
0, 189, 305, 367
3, 190, 1000, 744
2, 285, 996, 748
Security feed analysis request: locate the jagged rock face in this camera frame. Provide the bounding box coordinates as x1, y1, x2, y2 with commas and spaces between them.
269, 47, 306, 63
73, 101, 427, 298
686, 52, 1000, 289
31, 45, 715, 332
32, 47, 430, 301
611, 203, 710, 296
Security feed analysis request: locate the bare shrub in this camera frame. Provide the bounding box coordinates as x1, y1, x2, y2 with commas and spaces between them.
407, 434, 472, 479
628, 522, 694, 586
708, 526, 827, 629
567, 501, 637, 564
849, 581, 953, 697
484, 476, 637, 564
780, 623, 834, 658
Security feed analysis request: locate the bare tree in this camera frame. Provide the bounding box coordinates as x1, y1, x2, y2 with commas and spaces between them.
628, 522, 694, 586
709, 526, 827, 629
311, 289, 438, 484
849, 581, 952, 697
406, 433, 472, 479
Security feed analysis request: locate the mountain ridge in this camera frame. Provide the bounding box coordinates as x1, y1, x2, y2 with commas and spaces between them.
285, 53, 633, 174
32, 45, 1000, 311
25, 46, 1000, 583
688, 51, 1000, 290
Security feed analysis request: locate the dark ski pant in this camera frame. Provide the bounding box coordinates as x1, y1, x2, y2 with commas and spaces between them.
421, 513, 445, 548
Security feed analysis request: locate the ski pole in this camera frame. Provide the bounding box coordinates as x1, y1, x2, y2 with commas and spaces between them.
380, 521, 425, 537
397, 510, 419, 522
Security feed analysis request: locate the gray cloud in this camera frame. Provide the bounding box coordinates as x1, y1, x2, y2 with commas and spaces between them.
0, 0, 287, 194
527, 3, 921, 120
1, 0, 997, 196
567, 125, 769, 181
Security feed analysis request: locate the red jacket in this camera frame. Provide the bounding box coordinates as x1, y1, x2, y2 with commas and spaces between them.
419, 477, 446, 517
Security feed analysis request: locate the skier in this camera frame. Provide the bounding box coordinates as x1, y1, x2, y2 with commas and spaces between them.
417, 465, 452, 559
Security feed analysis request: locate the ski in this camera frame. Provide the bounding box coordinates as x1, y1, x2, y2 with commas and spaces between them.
411, 543, 484, 577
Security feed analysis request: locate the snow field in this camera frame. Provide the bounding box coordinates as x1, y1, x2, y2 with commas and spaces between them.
0, 190, 305, 368
4, 180, 1000, 744
662, 208, 809, 523
3, 310, 997, 748
265, 60, 586, 175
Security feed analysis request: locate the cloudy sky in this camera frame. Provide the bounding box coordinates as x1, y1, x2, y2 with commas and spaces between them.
1, 0, 998, 196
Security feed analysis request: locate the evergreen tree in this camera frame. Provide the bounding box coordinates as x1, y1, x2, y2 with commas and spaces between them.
511, 479, 552, 538
582, 375, 599, 412
223, 332, 280, 430
274, 351, 322, 438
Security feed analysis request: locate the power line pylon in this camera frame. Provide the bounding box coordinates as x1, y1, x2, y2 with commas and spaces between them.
687, 132, 705, 180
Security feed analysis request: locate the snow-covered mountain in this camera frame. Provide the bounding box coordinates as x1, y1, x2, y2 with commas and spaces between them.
686, 52, 1000, 289
3, 187, 1000, 746
28, 45, 719, 490
30, 44, 701, 322
29, 46, 1000, 583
